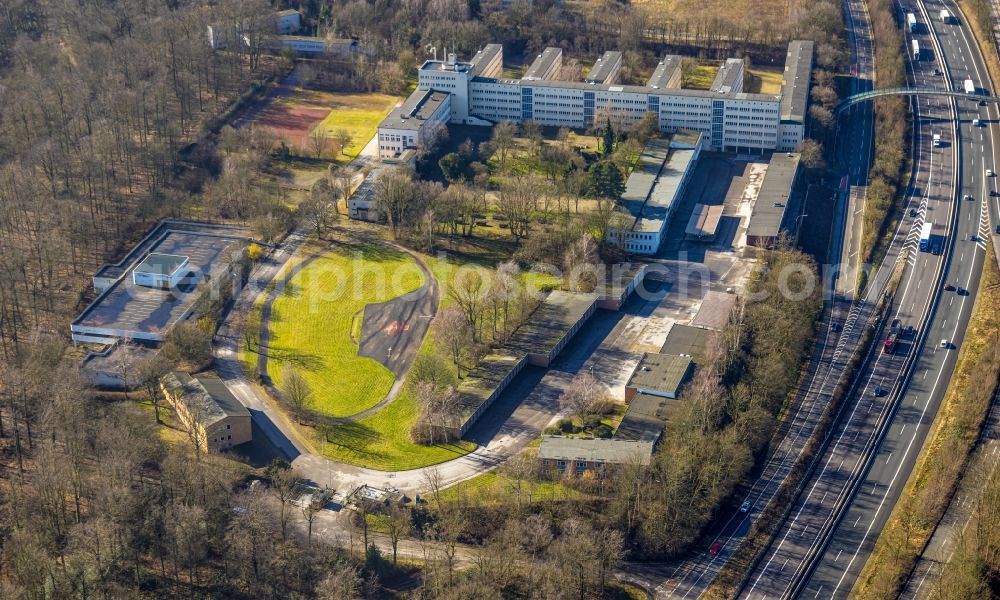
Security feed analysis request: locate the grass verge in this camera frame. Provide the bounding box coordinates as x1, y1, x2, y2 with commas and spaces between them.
850, 242, 1000, 599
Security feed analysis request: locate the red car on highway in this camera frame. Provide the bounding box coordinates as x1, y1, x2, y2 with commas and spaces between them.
709, 542, 722, 555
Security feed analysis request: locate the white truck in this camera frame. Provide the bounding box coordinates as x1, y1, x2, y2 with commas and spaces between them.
912, 40, 920, 60
907, 12, 918, 32
941, 9, 952, 23
965, 79, 976, 94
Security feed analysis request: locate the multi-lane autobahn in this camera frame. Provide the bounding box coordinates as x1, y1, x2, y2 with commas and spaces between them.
739, 0, 998, 597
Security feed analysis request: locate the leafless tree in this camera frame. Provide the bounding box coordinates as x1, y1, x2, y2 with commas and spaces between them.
496, 176, 540, 241
310, 129, 330, 158
280, 364, 313, 423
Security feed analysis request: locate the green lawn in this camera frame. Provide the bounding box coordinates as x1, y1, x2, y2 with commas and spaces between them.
438, 468, 582, 505
262, 243, 424, 418
315, 254, 560, 471
310, 92, 400, 159
684, 65, 719, 90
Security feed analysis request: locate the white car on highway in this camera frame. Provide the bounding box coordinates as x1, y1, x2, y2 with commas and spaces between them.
987, 169, 995, 177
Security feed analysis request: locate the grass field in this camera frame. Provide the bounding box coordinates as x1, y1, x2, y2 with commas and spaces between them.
438, 468, 582, 505
684, 65, 720, 90
748, 67, 784, 95
316, 254, 560, 471
309, 92, 401, 159
263, 243, 424, 418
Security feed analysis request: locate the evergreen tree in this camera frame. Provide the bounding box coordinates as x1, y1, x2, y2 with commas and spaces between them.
602, 118, 615, 157
586, 161, 625, 200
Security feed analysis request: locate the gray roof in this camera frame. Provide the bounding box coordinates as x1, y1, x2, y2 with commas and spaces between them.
711, 58, 744, 93
620, 137, 697, 233
626, 353, 692, 395
380, 88, 450, 131
659, 324, 711, 361
685, 203, 723, 239
275, 9, 300, 17
780, 40, 814, 123
523, 47, 562, 80
469, 44, 503, 77
94, 221, 250, 281
134, 253, 188, 277
539, 436, 654, 465
586, 51, 623, 84
163, 372, 250, 427
647, 55, 683, 89
616, 393, 679, 442
74, 231, 245, 338
507, 290, 598, 357
747, 152, 801, 238
455, 351, 524, 425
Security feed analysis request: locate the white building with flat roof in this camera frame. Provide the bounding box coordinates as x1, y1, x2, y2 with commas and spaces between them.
377, 89, 452, 159
379, 42, 813, 157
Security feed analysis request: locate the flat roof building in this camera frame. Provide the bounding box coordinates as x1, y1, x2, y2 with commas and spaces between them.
72, 224, 253, 345
779, 40, 815, 151
539, 436, 654, 477
377, 88, 452, 159
615, 392, 681, 442
711, 58, 745, 94
585, 51, 623, 85
382, 41, 812, 159
685, 203, 724, 241
746, 152, 802, 248
660, 324, 711, 362
613, 134, 702, 255
647, 55, 684, 89
133, 253, 190, 290
507, 290, 598, 367
523, 47, 563, 80
625, 353, 693, 401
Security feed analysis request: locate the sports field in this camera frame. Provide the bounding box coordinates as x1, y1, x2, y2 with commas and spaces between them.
263, 244, 424, 418
310, 92, 401, 159
249, 86, 399, 159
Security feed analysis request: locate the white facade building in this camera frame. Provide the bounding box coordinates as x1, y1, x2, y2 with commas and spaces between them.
383, 41, 813, 155
376, 89, 452, 159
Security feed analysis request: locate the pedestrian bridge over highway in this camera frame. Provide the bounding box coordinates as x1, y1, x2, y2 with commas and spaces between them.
836, 87, 1000, 114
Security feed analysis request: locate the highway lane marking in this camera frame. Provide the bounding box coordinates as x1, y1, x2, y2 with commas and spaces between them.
854, 514, 862, 527
886, 452, 893, 464
814, 586, 824, 598
835, 549, 843, 562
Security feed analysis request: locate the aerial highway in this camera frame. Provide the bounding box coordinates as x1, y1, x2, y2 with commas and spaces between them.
651, 0, 910, 596
738, 0, 997, 597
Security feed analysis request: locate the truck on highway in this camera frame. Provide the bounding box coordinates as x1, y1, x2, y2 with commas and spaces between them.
933, 132, 941, 147
907, 12, 917, 32
941, 8, 952, 23
912, 40, 920, 60
965, 79, 976, 94
919, 222, 933, 252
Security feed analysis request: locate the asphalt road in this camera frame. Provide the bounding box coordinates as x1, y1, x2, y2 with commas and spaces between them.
739, 0, 998, 597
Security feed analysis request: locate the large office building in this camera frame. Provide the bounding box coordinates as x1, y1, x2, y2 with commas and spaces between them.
377, 41, 813, 159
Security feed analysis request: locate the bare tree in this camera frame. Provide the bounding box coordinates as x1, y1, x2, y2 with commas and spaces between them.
135, 353, 175, 424
299, 180, 338, 239
310, 129, 330, 158
558, 372, 610, 415
113, 336, 138, 399
432, 307, 472, 376
280, 364, 313, 423
333, 128, 353, 156
374, 168, 413, 238
491, 121, 518, 167
448, 269, 487, 342
496, 176, 541, 241
385, 503, 410, 564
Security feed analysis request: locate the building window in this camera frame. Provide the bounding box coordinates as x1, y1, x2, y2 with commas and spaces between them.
576, 462, 587, 475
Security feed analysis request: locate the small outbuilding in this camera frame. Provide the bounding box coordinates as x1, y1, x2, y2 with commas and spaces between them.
132, 253, 190, 290
625, 352, 693, 401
